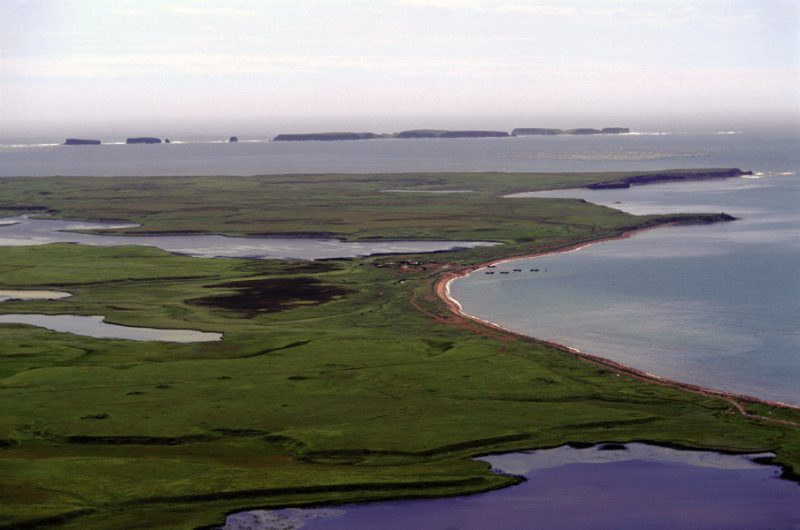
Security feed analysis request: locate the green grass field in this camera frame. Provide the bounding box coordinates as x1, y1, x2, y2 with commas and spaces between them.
1, 172, 797, 530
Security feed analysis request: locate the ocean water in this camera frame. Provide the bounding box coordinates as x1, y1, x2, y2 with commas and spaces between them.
451, 174, 800, 405
1, 130, 798, 176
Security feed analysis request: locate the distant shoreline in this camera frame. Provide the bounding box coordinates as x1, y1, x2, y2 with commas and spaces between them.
435, 225, 800, 419
272, 128, 630, 142
54, 128, 632, 146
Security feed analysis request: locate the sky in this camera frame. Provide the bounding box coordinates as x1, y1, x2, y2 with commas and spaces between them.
1, 0, 798, 139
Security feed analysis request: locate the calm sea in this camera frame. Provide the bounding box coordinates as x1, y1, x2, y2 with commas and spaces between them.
1, 130, 798, 176
1, 130, 798, 406
452, 174, 799, 406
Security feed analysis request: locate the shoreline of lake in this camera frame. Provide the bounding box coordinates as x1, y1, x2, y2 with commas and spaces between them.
216, 442, 798, 530
0, 313, 222, 342
437, 224, 800, 418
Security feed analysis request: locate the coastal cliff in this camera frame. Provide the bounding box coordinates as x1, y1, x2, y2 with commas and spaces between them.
586, 168, 752, 189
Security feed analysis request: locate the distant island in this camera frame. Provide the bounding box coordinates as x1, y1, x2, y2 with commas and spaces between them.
60, 128, 631, 146
513, 127, 629, 136
409, 130, 510, 138
272, 128, 627, 141
272, 132, 385, 141
126, 137, 162, 144
63, 138, 101, 145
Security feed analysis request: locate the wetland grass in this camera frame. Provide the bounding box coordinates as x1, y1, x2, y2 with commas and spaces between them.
0, 172, 796, 530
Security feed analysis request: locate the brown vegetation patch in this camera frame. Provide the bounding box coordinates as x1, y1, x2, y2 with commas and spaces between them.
189, 278, 353, 317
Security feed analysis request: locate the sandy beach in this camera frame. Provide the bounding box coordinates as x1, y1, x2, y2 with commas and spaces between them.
434, 225, 800, 422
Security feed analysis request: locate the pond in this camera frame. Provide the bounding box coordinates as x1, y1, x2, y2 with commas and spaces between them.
0, 314, 222, 342
0, 290, 71, 301
0, 215, 498, 260
218, 444, 800, 530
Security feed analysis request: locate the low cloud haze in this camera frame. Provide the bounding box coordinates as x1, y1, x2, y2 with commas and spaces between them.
2, 0, 798, 140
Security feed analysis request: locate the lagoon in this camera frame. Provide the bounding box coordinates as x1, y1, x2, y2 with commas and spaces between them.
0, 215, 498, 260
219, 444, 800, 530
0, 290, 71, 301
0, 314, 222, 342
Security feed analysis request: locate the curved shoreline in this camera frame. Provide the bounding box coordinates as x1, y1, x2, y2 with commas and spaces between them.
435, 225, 800, 419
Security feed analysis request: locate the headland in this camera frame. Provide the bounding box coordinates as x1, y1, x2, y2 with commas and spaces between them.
586, 168, 752, 189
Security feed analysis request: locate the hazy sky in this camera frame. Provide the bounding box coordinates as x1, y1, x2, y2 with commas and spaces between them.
2, 0, 798, 137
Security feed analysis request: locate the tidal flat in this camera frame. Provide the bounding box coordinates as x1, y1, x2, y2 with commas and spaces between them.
0, 171, 797, 530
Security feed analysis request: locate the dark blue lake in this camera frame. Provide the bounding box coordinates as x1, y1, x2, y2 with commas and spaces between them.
218, 444, 800, 530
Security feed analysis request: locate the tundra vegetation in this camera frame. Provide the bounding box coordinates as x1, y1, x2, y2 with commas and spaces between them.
0, 171, 797, 530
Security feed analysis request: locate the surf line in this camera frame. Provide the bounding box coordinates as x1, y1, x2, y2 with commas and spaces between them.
434, 225, 800, 421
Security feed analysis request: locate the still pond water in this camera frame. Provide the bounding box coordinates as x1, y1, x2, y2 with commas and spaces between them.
218, 444, 800, 530
0, 215, 497, 260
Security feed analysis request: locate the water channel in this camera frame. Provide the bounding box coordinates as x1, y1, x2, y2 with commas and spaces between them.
0, 215, 496, 342
0, 215, 498, 260
0, 314, 222, 342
